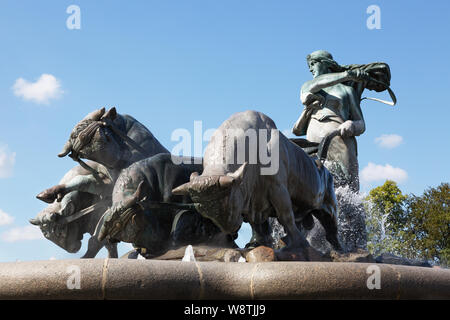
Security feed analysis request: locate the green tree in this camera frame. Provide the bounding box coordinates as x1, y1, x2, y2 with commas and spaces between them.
405, 183, 450, 266
364, 180, 408, 257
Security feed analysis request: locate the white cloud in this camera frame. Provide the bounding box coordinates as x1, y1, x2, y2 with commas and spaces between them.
0, 209, 14, 226
12, 74, 63, 104
374, 134, 403, 149
0, 225, 44, 242
360, 162, 408, 184
0, 145, 16, 178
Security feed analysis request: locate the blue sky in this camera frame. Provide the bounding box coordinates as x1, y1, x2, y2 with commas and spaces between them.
0, 0, 449, 261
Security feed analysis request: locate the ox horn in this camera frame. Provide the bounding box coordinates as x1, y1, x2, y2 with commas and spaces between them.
29, 218, 40, 226
172, 181, 192, 196
217, 162, 248, 188
172, 172, 201, 195
58, 140, 73, 158
227, 162, 248, 184
219, 176, 234, 188
121, 181, 146, 210
172, 175, 220, 195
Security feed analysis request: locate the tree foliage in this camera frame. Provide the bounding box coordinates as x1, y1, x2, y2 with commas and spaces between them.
364, 181, 449, 266
405, 183, 450, 266
364, 180, 407, 257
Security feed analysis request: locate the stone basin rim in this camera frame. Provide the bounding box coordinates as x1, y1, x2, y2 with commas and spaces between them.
0, 259, 448, 300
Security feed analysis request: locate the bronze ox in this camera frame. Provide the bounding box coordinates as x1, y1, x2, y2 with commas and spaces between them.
38, 107, 169, 205
58, 107, 168, 170
173, 110, 342, 252
97, 154, 235, 258
30, 162, 117, 258
32, 107, 169, 258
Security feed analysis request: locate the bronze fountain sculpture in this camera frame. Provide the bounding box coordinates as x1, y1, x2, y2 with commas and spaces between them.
4, 51, 446, 300
32, 50, 397, 261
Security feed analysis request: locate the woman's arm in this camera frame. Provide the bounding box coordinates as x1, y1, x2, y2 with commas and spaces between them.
338, 118, 365, 137
303, 69, 371, 94
302, 71, 352, 93
338, 87, 366, 138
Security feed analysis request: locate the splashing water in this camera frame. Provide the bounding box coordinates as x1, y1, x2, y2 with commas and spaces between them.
182, 245, 196, 262
238, 256, 247, 263
269, 217, 286, 249
268, 186, 368, 254
334, 185, 368, 252
364, 197, 401, 257
364, 197, 434, 266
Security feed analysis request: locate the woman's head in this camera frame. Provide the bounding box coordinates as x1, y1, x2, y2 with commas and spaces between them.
306, 50, 343, 77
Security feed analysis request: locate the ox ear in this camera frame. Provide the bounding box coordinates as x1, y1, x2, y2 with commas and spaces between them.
83, 107, 106, 121
60, 201, 75, 216
102, 107, 117, 121
134, 180, 146, 202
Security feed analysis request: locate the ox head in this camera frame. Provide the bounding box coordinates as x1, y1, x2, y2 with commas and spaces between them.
98, 181, 147, 244
172, 163, 248, 235
30, 195, 82, 253
58, 107, 131, 170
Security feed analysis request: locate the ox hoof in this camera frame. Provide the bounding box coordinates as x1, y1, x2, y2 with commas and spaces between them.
244, 242, 259, 249
120, 250, 139, 259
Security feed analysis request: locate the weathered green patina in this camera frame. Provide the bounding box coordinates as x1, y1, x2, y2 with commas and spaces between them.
293, 50, 395, 191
